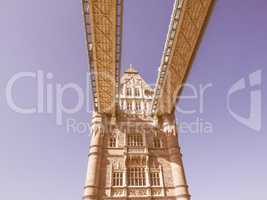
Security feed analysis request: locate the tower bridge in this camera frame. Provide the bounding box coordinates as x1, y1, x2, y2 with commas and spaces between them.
81, 0, 213, 199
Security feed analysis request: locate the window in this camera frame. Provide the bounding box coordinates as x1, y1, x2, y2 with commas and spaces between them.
127, 101, 132, 111
109, 136, 116, 147
128, 167, 146, 186
128, 133, 143, 146
126, 88, 132, 96
112, 172, 123, 186
150, 171, 160, 186
153, 137, 161, 148
144, 89, 153, 97
134, 88, 140, 96
135, 102, 141, 111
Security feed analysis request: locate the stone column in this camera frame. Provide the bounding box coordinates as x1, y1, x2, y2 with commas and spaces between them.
145, 155, 150, 187
145, 165, 151, 196
159, 165, 166, 196
162, 114, 190, 200
159, 165, 164, 187
83, 112, 105, 200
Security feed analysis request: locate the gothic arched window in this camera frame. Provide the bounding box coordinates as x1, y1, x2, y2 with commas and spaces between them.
127, 101, 132, 111
112, 171, 123, 186
135, 102, 141, 111
150, 169, 160, 186
153, 137, 161, 148
134, 88, 140, 96
126, 87, 132, 96
128, 167, 146, 186
127, 133, 143, 146
109, 135, 117, 147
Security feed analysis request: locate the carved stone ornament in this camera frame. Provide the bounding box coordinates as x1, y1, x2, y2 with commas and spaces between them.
163, 124, 177, 136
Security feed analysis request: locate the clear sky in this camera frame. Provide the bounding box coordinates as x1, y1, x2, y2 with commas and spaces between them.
0, 0, 266, 200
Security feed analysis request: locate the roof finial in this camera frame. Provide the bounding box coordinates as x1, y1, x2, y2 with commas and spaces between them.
125, 64, 138, 74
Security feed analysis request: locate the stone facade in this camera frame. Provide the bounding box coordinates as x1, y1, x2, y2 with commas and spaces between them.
83, 67, 190, 200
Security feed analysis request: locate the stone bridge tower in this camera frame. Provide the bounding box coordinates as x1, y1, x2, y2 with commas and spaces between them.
83, 67, 190, 200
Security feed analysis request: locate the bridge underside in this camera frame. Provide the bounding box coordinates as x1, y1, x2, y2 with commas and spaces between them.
82, 0, 123, 115
152, 0, 213, 115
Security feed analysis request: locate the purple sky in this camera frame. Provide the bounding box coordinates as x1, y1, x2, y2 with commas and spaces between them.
0, 0, 266, 200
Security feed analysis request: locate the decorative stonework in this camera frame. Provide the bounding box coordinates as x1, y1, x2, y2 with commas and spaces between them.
151, 188, 163, 196
127, 147, 146, 154
119, 66, 154, 116
83, 68, 191, 199
128, 188, 148, 196
112, 188, 125, 196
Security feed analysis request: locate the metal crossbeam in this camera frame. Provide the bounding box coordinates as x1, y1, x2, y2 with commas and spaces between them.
82, 0, 123, 114
151, 0, 213, 115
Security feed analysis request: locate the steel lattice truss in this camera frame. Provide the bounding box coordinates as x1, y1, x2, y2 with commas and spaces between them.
82, 0, 123, 114
151, 0, 213, 115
